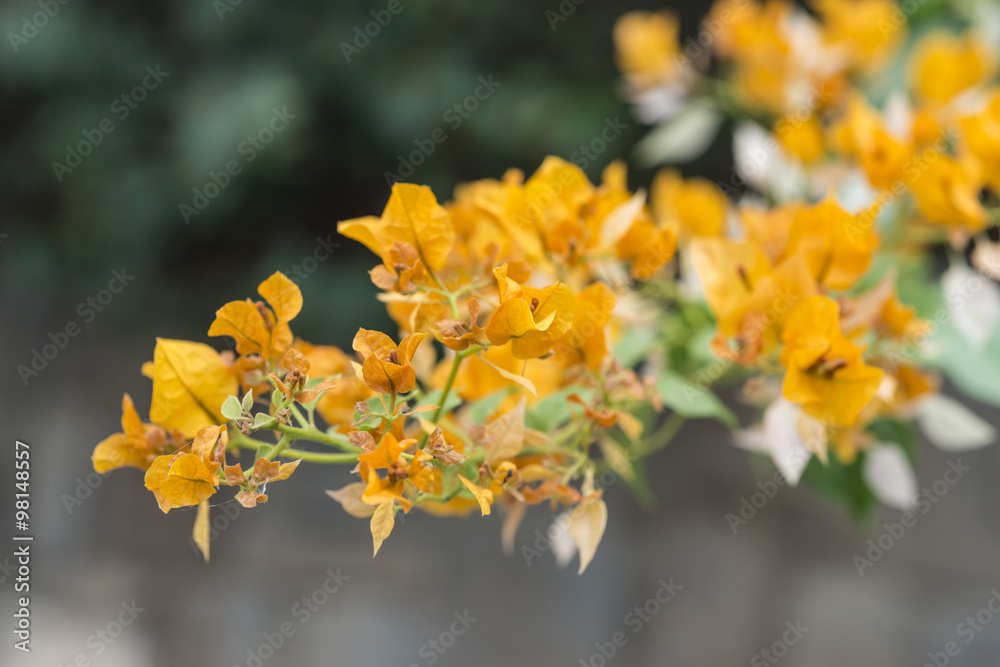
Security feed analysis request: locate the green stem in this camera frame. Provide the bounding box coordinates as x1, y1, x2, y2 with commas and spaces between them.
228, 430, 358, 465
280, 449, 359, 464
273, 423, 361, 452
643, 413, 686, 456
418, 346, 475, 448
266, 434, 293, 461
290, 403, 311, 429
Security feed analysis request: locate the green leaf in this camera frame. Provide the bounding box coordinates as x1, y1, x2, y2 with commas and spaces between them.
655, 371, 737, 427
467, 389, 513, 425
221, 396, 242, 421
253, 413, 277, 430
613, 327, 657, 369
525, 387, 595, 432
926, 320, 1000, 407
800, 454, 878, 523
866, 418, 919, 465
421, 388, 463, 418
241, 389, 254, 413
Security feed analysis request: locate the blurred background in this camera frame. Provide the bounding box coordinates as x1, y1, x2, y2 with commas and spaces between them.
3, 0, 1000, 665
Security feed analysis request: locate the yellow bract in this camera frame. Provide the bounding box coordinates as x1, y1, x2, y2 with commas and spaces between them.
339, 183, 455, 274
485, 264, 575, 359
613, 10, 683, 88
783, 197, 880, 290
961, 91, 1000, 190
296, 339, 373, 427
904, 150, 987, 231
92, 394, 168, 473
553, 282, 617, 370
910, 32, 992, 104
652, 169, 728, 239
208, 271, 302, 360
458, 475, 494, 516
145, 452, 219, 513
352, 329, 426, 394
781, 296, 884, 427
149, 338, 237, 438
812, 0, 905, 71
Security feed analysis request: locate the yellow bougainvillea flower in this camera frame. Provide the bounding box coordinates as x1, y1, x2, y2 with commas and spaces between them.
960, 91, 1000, 190
832, 93, 913, 190
739, 201, 803, 262
615, 214, 677, 280
435, 298, 483, 352
812, 0, 905, 71
904, 150, 987, 231
270, 348, 337, 404
613, 10, 683, 88
552, 282, 617, 370
522, 157, 594, 253
783, 196, 880, 290
208, 271, 302, 360
352, 329, 426, 394
729, 256, 818, 362
690, 237, 771, 336
651, 169, 728, 239
692, 238, 816, 362
466, 178, 547, 263
148, 338, 238, 439
338, 183, 455, 277
910, 32, 993, 104
360, 434, 441, 512
781, 296, 884, 427
485, 264, 575, 359
92, 394, 175, 473
144, 425, 225, 513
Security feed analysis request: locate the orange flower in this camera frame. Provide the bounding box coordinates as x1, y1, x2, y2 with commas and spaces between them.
352, 329, 426, 394
485, 264, 575, 359
92, 394, 176, 473
208, 272, 302, 360
781, 296, 883, 427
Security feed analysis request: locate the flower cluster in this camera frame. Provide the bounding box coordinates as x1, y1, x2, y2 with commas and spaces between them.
93, 0, 1000, 570
613, 0, 1000, 507
93, 159, 689, 570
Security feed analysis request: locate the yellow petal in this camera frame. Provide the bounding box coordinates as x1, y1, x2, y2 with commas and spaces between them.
120, 393, 145, 443
159, 453, 218, 507
258, 272, 303, 358
149, 339, 237, 438
258, 271, 303, 324
207, 299, 268, 355
192, 501, 211, 563
486, 282, 576, 359
382, 183, 455, 271
458, 475, 494, 516
337, 215, 383, 256
370, 501, 396, 557
92, 433, 142, 474
144, 455, 179, 513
